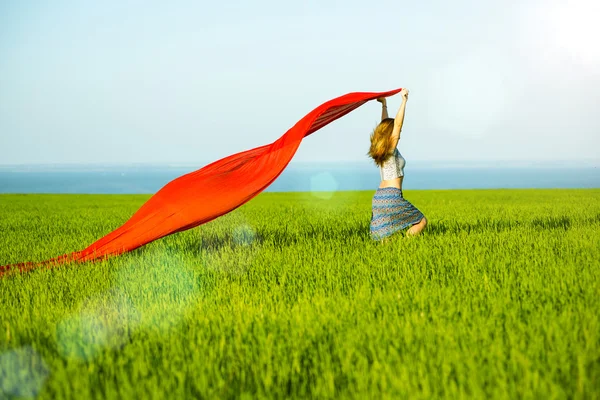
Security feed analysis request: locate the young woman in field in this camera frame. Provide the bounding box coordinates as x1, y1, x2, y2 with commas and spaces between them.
367, 88, 427, 241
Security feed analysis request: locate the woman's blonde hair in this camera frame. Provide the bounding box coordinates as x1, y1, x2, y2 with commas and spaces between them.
367, 118, 395, 167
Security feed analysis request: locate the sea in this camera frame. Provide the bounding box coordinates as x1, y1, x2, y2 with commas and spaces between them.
0, 162, 598, 194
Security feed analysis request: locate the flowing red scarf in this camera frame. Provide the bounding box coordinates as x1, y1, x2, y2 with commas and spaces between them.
0, 88, 402, 276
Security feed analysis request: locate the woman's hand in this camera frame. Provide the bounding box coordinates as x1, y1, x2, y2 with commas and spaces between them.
376, 97, 387, 104
400, 88, 409, 101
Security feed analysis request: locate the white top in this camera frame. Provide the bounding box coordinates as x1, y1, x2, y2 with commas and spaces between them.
379, 148, 406, 180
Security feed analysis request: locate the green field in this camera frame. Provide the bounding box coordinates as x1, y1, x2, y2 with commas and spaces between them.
1, 189, 599, 399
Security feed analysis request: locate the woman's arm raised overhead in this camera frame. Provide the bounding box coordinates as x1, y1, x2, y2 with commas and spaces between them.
390, 88, 409, 148
377, 97, 388, 121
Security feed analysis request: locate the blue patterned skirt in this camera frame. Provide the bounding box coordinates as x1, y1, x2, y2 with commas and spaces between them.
370, 187, 425, 240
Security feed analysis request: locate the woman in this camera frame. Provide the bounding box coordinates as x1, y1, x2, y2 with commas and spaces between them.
367, 88, 427, 241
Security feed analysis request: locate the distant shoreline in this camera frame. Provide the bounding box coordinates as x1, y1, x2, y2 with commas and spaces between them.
0, 164, 598, 194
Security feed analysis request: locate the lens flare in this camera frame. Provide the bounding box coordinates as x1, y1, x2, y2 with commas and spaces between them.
310, 171, 338, 200
56, 288, 141, 361
0, 346, 49, 397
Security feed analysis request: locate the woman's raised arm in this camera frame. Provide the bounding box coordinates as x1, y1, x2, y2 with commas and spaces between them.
390, 88, 409, 148
377, 97, 388, 121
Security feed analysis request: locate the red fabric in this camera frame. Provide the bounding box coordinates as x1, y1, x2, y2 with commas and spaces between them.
0, 88, 402, 276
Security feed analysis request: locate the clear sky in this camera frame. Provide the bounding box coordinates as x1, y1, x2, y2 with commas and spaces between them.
1, 0, 598, 166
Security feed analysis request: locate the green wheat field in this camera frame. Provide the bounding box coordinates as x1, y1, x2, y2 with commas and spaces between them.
1, 189, 599, 399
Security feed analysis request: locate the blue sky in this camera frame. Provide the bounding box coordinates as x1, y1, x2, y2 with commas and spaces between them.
1, 0, 598, 166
